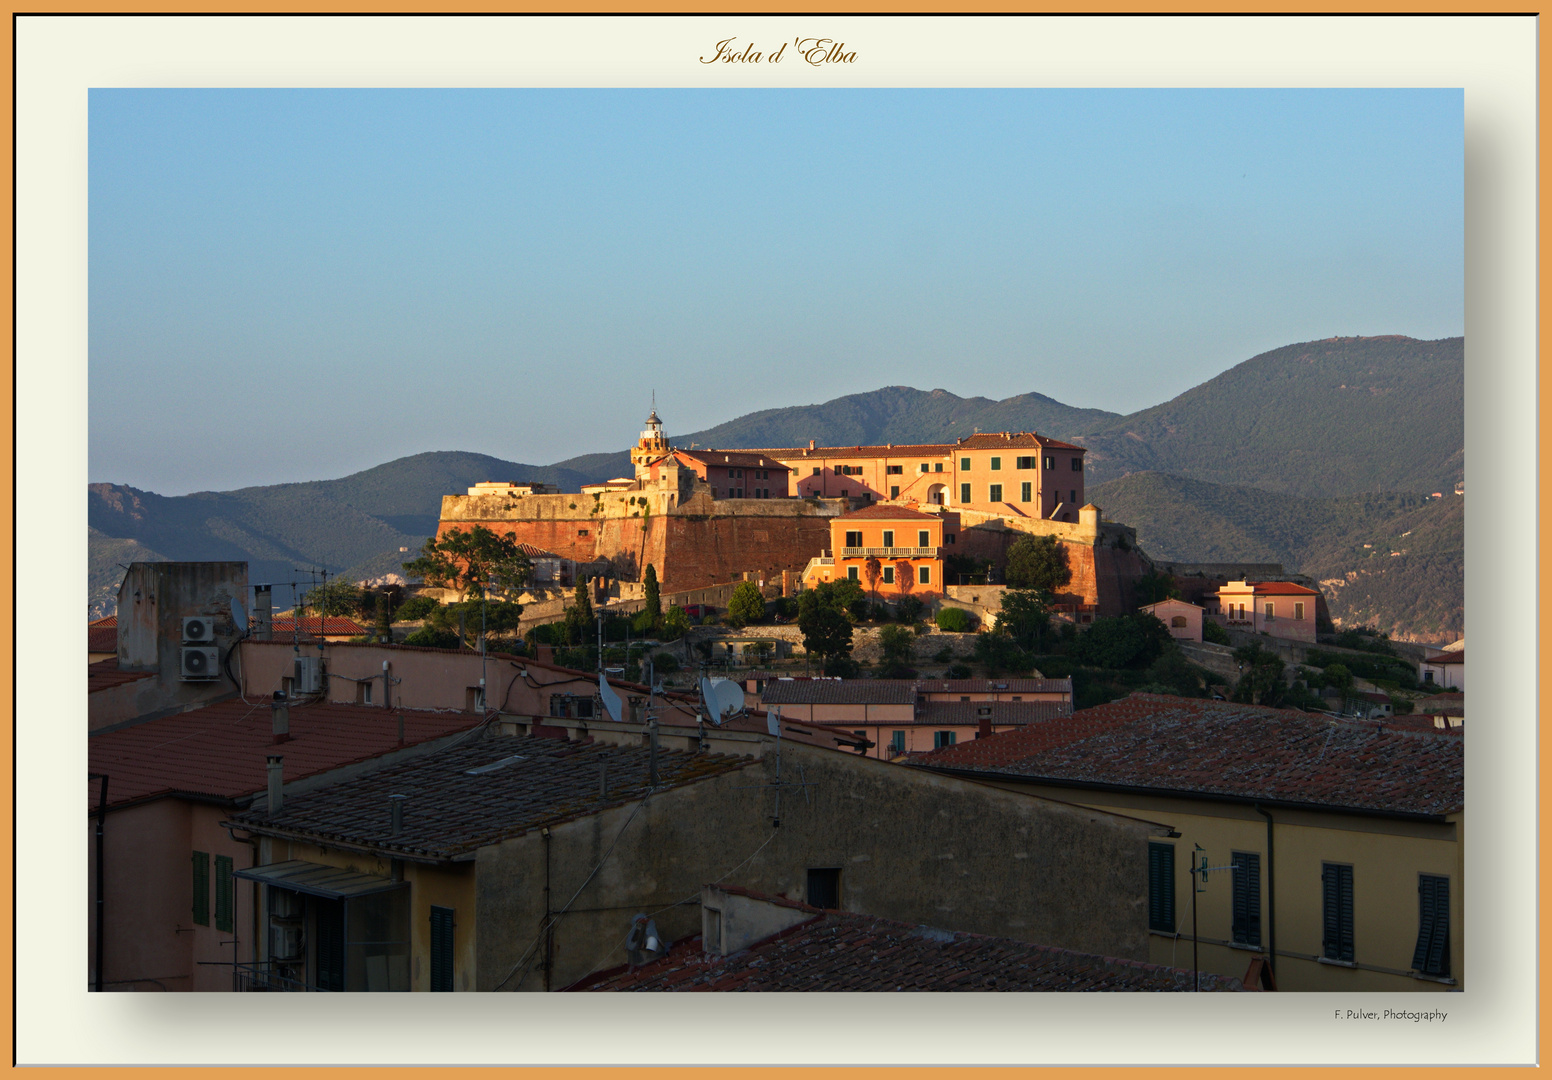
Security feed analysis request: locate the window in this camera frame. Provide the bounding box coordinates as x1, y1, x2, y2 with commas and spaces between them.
1171, 615, 1188, 628
933, 730, 956, 748
192, 851, 210, 926
1322, 863, 1355, 962
918, 530, 930, 547
990, 457, 1001, 470
1264, 602, 1275, 619
1413, 875, 1450, 977
215, 855, 234, 933
1044, 455, 1055, 470
807, 868, 841, 910
886, 465, 903, 475
890, 486, 899, 499
1147, 843, 1175, 931
961, 457, 972, 470
934, 462, 943, 473
890, 731, 905, 753
960, 483, 971, 503
1016, 456, 1035, 469
946, 533, 955, 545
356, 681, 373, 705
1295, 602, 1306, 620
882, 530, 894, 548
430, 906, 455, 991
1231, 851, 1261, 946
466, 686, 485, 712
848, 566, 859, 580
812, 467, 821, 475
920, 463, 929, 473
845, 530, 863, 548
1021, 482, 1032, 502
577, 529, 589, 537
882, 566, 894, 584
1071, 457, 1082, 471
989, 484, 1003, 502
918, 565, 931, 585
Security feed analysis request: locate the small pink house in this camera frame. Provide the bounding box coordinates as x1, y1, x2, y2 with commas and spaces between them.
1212, 581, 1318, 643
1140, 599, 1203, 642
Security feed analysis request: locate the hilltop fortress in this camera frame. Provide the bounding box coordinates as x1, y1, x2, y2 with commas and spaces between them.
432, 409, 1179, 616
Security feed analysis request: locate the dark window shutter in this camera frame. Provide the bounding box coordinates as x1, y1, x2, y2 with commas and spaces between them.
1412, 876, 1450, 976
314, 899, 345, 991
430, 906, 455, 992
1148, 843, 1175, 932
1323, 863, 1354, 961
191, 851, 209, 926
1232, 852, 1261, 946
214, 855, 234, 933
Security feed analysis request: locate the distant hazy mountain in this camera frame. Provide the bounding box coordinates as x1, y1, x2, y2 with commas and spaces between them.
551, 386, 1122, 481
1091, 471, 1463, 642
1074, 336, 1463, 498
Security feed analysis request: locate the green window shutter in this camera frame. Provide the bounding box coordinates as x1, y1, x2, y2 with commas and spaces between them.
1148, 843, 1175, 932
1231, 852, 1261, 946
191, 851, 210, 926
430, 906, 456, 992
214, 855, 234, 933
1322, 863, 1354, 961
1412, 875, 1449, 976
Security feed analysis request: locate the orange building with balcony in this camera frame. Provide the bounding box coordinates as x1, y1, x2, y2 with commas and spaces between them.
1211, 580, 1318, 642
801, 504, 958, 598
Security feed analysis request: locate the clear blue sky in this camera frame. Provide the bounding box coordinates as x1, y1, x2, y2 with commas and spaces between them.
89, 89, 1463, 495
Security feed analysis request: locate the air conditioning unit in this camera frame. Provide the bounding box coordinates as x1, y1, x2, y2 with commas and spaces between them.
180, 647, 220, 681
293, 656, 323, 694
269, 923, 304, 962
182, 616, 216, 644
268, 887, 304, 919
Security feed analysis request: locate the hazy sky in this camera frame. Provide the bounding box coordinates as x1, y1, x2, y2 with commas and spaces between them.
89, 88, 1462, 495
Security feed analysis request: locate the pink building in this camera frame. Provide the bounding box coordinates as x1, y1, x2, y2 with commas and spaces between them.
747, 432, 1086, 518
1140, 599, 1204, 642
1212, 581, 1318, 643
646, 449, 791, 500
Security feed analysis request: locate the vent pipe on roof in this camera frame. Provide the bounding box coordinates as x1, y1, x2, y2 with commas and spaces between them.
389, 794, 406, 837
978, 708, 992, 740
266, 756, 284, 816
271, 693, 290, 744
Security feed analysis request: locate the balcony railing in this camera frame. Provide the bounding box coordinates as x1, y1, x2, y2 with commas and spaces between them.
233, 961, 328, 992
840, 547, 939, 559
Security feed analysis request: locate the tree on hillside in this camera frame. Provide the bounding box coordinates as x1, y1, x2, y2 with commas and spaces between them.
404, 526, 532, 600
643, 565, 661, 621
1232, 642, 1288, 707
1134, 570, 1181, 607
563, 579, 594, 646
1005, 534, 1072, 593
726, 582, 766, 629
797, 583, 857, 669
661, 605, 692, 642
877, 624, 917, 679
996, 588, 1052, 651
301, 578, 363, 619
373, 591, 393, 642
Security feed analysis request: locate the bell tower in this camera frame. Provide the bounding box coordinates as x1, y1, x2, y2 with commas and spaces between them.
631, 395, 670, 472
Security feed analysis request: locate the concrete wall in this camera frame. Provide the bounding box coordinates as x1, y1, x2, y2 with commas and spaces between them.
475, 739, 1165, 990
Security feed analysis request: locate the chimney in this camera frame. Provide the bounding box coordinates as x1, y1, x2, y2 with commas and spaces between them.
271, 693, 290, 743
389, 794, 406, 837
266, 755, 284, 815
977, 705, 992, 740
808, 439, 816, 451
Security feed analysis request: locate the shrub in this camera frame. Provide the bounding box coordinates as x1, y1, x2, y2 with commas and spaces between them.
933, 645, 955, 663
1201, 619, 1231, 646
402, 626, 461, 650
1005, 534, 1072, 592
396, 595, 441, 622
650, 651, 681, 674
894, 595, 925, 623
936, 607, 973, 633
726, 582, 766, 628
945, 662, 973, 679
661, 606, 692, 641
823, 655, 861, 678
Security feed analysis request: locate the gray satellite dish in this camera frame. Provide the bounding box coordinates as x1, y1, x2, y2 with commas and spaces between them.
699, 677, 745, 724
230, 596, 248, 633
599, 670, 624, 723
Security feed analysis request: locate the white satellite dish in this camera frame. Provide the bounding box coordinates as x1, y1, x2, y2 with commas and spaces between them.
699, 677, 745, 724
599, 670, 624, 723
230, 596, 247, 633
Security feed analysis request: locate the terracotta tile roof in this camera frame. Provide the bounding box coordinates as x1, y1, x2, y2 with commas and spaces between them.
835, 504, 940, 522
88, 699, 482, 811
91, 615, 118, 627
89, 625, 118, 653
517, 544, 563, 559
229, 734, 754, 861
1422, 649, 1465, 665
88, 657, 155, 694
575, 908, 1240, 992
912, 693, 1462, 818
747, 433, 1087, 461
914, 701, 1072, 726
760, 680, 919, 706
674, 449, 792, 471
270, 616, 368, 635
1240, 581, 1318, 596
917, 678, 1072, 695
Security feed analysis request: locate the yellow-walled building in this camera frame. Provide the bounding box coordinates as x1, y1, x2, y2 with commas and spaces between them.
913, 693, 1463, 992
